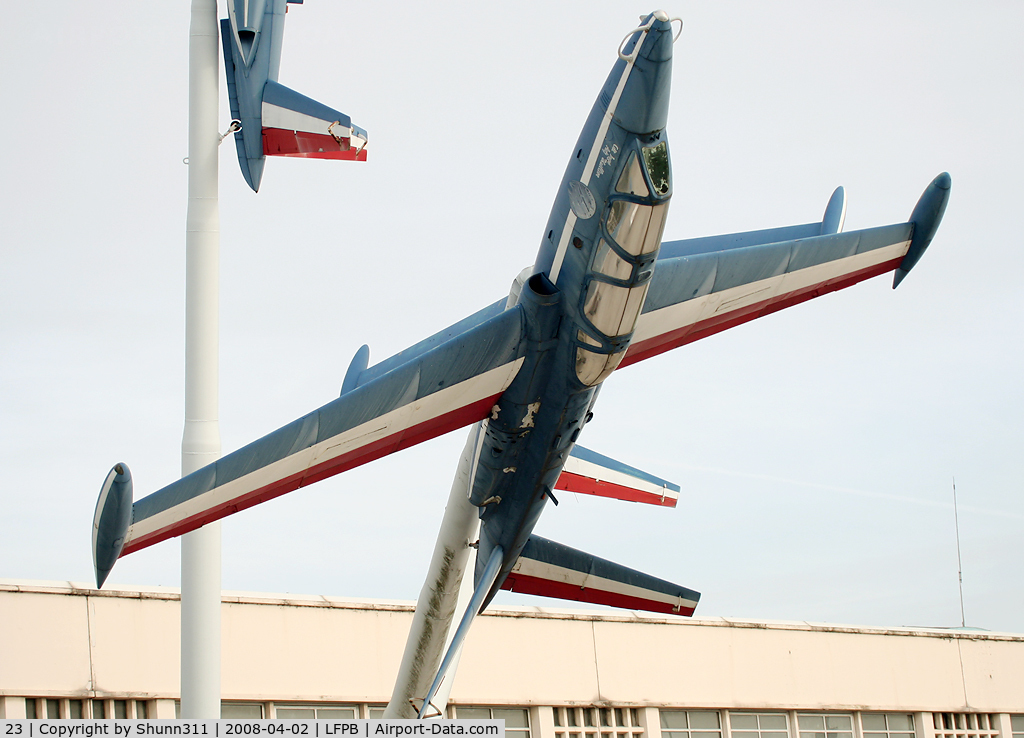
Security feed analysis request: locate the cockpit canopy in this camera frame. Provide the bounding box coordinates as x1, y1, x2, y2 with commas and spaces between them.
575, 138, 671, 387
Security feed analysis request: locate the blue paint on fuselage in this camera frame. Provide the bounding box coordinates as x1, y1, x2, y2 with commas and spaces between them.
473, 15, 676, 608
222, 0, 288, 191
532, 16, 675, 278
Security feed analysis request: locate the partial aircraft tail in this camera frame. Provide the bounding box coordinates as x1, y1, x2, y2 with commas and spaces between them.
221, 16, 367, 192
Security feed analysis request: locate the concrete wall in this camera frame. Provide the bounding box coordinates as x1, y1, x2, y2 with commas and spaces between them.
2, 580, 1022, 712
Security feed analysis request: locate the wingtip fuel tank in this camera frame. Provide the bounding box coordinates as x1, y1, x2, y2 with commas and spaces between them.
92, 463, 133, 589
893, 172, 951, 288
222, 0, 367, 192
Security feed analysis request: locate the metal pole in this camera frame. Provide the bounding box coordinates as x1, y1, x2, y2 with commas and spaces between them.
180, 0, 222, 719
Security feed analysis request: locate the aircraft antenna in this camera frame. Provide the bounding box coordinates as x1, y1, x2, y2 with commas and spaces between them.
952, 476, 966, 628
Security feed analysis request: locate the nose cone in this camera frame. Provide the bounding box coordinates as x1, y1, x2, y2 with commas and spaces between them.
614, 15, 674, 135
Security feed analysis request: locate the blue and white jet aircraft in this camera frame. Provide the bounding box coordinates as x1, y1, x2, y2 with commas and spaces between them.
221, 0, 368, 191
92, 10, 949, 714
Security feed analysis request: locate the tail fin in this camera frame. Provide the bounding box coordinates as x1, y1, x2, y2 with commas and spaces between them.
501, 535, 699, 616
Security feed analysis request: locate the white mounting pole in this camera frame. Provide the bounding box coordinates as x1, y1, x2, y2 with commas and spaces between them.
384, 272, 529, 719
180, 0, 222, 719
384, 424, 482, 719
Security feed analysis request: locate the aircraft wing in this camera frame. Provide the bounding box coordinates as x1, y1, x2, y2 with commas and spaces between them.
622, 173, 950, 368
96, 306, 526, 580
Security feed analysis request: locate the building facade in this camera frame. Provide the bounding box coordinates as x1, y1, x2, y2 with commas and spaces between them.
1, 580, 1022, 738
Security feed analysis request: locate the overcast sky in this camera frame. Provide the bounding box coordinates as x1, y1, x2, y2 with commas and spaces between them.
2, 2, 1022, 634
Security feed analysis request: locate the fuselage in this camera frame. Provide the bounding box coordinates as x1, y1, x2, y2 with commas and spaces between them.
472, 12, 676, 607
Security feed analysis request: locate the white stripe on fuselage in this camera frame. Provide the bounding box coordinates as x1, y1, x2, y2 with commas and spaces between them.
124, 358, 525, 548
634, 239, 911, 344
548, 29, 651, 284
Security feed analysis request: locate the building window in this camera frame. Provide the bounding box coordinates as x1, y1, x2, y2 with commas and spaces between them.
274, 705, 356, 719
220, 703, 265, 719
23, 698, 147, 720
862, 714, 914, 738
554, 706, 643, 738
932, 714, 999, 738
1010, 716, 1024, 738
24, 699, 64, 719
798, 713, 853, 738
661, 709, 722, 738
731, 712, 788, 738
453, 706, 529, 738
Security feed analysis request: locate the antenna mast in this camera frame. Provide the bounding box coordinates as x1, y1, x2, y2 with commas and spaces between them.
952, 476, 966, 628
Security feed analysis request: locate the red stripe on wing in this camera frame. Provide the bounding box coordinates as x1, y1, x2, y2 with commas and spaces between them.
621, 256, 902, 368
120, 393, 499, 556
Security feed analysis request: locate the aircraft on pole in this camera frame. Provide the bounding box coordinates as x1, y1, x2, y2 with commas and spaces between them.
92, 9, 949, 716
221, 0, 368, 191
